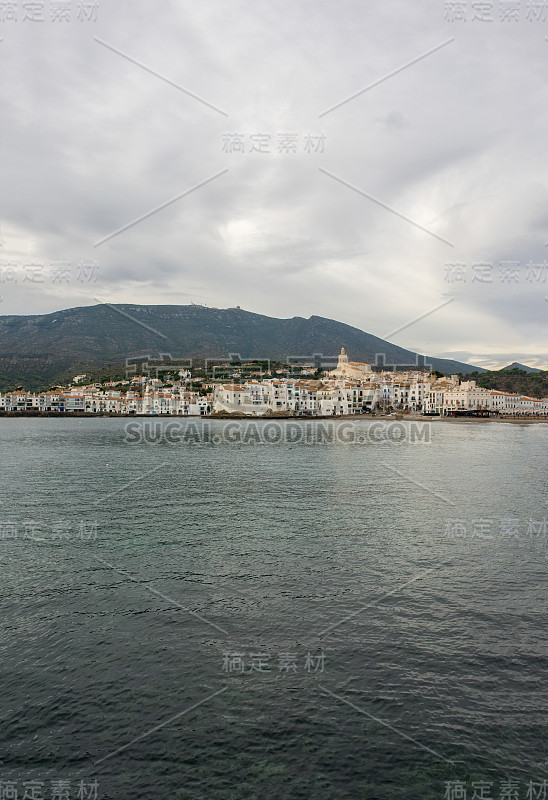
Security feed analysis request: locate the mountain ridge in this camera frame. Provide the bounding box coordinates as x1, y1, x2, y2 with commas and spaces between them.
0, 303, 483, 391
500, 362, 541, 374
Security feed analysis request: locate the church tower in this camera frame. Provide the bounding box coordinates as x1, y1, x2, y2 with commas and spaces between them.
338, 347, 348, 367
329, 346, 372, 380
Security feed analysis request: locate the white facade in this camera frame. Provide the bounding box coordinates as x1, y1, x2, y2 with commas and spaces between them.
0, 388, 212, 415
443, 382, 493, 412
1, 352, 547, 418
329, 347, 373, 380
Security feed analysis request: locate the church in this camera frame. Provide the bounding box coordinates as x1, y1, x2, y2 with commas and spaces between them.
329, 347, 373, 380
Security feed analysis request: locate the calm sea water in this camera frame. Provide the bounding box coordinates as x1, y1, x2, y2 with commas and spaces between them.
0, 417, 546, 799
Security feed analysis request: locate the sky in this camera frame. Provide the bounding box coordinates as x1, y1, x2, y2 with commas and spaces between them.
0, 0, 547, 369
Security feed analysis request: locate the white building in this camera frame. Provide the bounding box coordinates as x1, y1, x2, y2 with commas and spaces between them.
329, 347, 373, 381
443, 381, 493, 413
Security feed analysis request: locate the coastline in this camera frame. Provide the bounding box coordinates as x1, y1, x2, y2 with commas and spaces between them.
0, 411, 546, 423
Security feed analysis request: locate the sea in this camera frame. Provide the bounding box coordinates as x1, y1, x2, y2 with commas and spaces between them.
0, 416, 546, 799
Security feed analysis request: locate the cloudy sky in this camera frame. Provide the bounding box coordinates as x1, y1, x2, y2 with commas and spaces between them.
0, 0, 547, 368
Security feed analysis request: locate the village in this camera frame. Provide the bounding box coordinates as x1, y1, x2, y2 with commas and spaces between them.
1, 348, 547, 418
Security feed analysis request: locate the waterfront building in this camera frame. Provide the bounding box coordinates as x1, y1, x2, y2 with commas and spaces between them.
1, 351, 547, 417
443, 381, 493, 413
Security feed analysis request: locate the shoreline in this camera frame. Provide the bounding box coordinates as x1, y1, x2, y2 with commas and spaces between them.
0, 411, 546, 423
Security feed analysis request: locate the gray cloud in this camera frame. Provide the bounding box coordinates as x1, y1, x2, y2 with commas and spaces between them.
0, 0, 546, 367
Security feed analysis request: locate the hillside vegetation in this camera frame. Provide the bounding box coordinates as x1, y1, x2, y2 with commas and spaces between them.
463, 368, 548, 398
0, 304, 483, 391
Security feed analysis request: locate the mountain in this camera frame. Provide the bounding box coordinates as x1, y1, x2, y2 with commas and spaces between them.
466, 368, 548, 399
0, 304, 483, 391
500, 362, 541, 374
